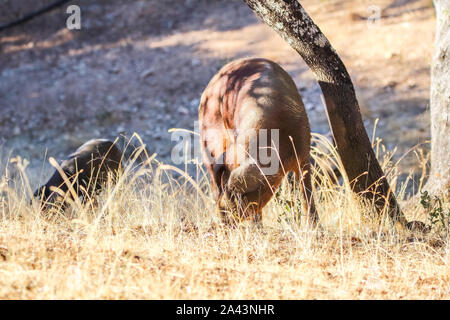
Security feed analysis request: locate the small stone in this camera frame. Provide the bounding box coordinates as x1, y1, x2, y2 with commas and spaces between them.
407, 80, 417, 89
190, 98, 200, 107
191, 59, 201, 67
140, 68, 155, 79
385, 52, 398, 59
203, 17, 218, 27
110, 66, 121, 74
178, 107, 189, 115
154, 100, 165, 109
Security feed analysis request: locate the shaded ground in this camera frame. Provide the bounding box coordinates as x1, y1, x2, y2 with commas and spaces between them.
0, 0, 435, 196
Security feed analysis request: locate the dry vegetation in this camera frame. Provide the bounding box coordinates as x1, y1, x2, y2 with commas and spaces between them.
0, 133, 448, 299
0, 0, 446, 300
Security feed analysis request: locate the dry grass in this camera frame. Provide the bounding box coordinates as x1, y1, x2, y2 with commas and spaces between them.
0, 134, 448, 299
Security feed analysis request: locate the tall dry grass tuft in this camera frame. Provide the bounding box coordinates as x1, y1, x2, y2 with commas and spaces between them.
0, 133, 448, 299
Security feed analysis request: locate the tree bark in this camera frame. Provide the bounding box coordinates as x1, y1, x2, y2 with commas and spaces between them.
242, 0, 409, 227
425, 0, 450, 197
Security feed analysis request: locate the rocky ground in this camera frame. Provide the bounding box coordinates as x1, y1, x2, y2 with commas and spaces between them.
0, 0, 436, 196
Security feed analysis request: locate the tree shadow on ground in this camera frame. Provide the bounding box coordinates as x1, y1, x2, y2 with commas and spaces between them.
0, 0, 257, 66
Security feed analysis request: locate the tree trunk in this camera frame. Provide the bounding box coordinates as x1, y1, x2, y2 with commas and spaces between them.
425, 0, 450, 197
242, 0, 410, 227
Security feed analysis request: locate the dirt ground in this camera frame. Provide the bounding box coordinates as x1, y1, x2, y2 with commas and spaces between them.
0, 0, 436, 195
